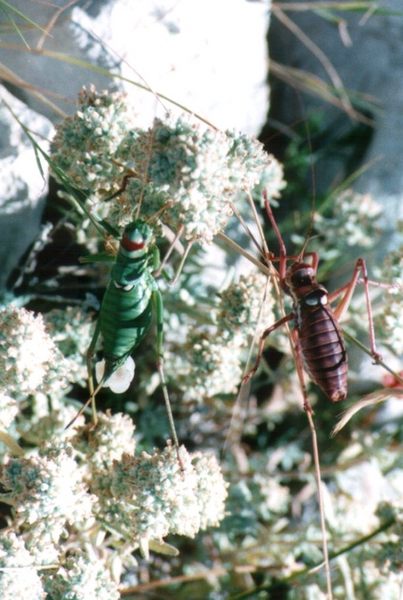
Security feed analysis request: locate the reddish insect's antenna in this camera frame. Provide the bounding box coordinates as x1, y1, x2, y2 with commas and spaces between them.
263, 190, 287, 280
297, 234, 311, 263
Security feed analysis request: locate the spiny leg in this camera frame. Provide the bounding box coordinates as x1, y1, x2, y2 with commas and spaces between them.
264, 191, 332, 596
225, 274, 275, 449
153, 288, 180, 453
64, 379, 105, 430
330, 258, 382, 363
290, 328, 333, 599
154, 225, 184, 278
86, 321, 100, 397
242, 313, 294, 384
241, 300, 333, 595
171, 241, 193, 286
86, 320, 102, 424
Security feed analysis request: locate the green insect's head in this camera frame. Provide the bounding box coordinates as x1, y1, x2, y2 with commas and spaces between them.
120, 220, 154, 255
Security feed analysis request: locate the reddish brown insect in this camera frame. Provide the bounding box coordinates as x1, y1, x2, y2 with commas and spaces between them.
244, 190, 382, 410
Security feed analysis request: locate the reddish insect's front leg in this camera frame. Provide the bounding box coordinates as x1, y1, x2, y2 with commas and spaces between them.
242, 312, 294, 384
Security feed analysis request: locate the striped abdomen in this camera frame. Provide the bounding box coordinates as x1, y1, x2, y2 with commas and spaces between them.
99, 270, 153, 365
297, 303, 348, 402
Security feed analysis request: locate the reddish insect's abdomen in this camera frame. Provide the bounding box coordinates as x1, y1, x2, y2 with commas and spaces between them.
297, 304, 348, 402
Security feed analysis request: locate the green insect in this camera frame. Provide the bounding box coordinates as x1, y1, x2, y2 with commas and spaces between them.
69, 219, 179, 449
93, 220, 158, 381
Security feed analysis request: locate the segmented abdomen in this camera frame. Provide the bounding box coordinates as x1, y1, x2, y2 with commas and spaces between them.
99, 274, 153, 362
298, 305, 348, 402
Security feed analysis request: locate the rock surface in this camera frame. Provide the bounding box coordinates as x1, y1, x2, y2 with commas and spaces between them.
268, 0, 403, 255
0, 87, 53, 290
0, 0, 272, 290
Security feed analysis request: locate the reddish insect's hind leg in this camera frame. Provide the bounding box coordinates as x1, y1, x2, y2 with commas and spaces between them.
331, 258, 382, 363
290, 329, 313, 414
242, 313, 294, 384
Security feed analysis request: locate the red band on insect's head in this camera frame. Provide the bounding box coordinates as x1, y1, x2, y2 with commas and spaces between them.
121, 235, 145, 252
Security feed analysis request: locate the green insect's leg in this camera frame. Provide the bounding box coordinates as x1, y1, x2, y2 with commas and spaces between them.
87, 320, 101, 401
152, 245, 161, 272
152, 289, 181, 454
65, 378, 105, 430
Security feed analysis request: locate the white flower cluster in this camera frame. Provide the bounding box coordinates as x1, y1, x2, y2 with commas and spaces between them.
1, 442, 95, 536
217, 271, 275, 338
44, 306, 94, 386
0, 532, 45, 600
325, 442, 403, 538
382, 295, 403, 355
114, 115, 285, 244
0, 409, 227, 590
225, 130, 285, 200
376, 249, 403, 355
19, 402, 85, 446
167, 269, 275, 402
44, 550, 120, 600
50, 88, 285, 245
74, 411, 136, 472
50, 85, 135, 194
104, 444, 227, 557
170, 331, 245, 403
0, 306, 68, 398
191, 451, 230, 529
314, 189, 382, 250
251, 474, 290, 519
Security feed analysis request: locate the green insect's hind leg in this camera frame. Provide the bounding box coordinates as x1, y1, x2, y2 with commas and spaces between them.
86, 320, 102, 424
153, 288, 180, 454
64, 379, 105, 430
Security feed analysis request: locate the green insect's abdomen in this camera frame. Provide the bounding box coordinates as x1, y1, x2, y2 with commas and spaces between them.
99, 272, 153, 362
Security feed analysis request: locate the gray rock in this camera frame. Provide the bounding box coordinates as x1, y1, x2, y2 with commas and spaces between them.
0, 0, 272, 292
269, 0, 403, 255
0, 0, 270, 131
0, 0, 117, 120
0, 87, 53, 290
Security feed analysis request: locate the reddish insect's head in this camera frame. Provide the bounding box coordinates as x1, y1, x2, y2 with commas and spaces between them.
121, 221, 153, 256
284, 262, 317, 297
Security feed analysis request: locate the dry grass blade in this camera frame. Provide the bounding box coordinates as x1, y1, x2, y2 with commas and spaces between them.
272, 6, 355, 117
0, 41, 219, 129
0, 60, 67, 117
271, 6, 377, 124
274, 1, 399, 13
0, 0, 49, 35
36, 0, 80, 50
332, 388, 403, 436
0, 430, 24, 456
120, 565, 233, 595
270, 59, 374, 125
273, 0, 384, 12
